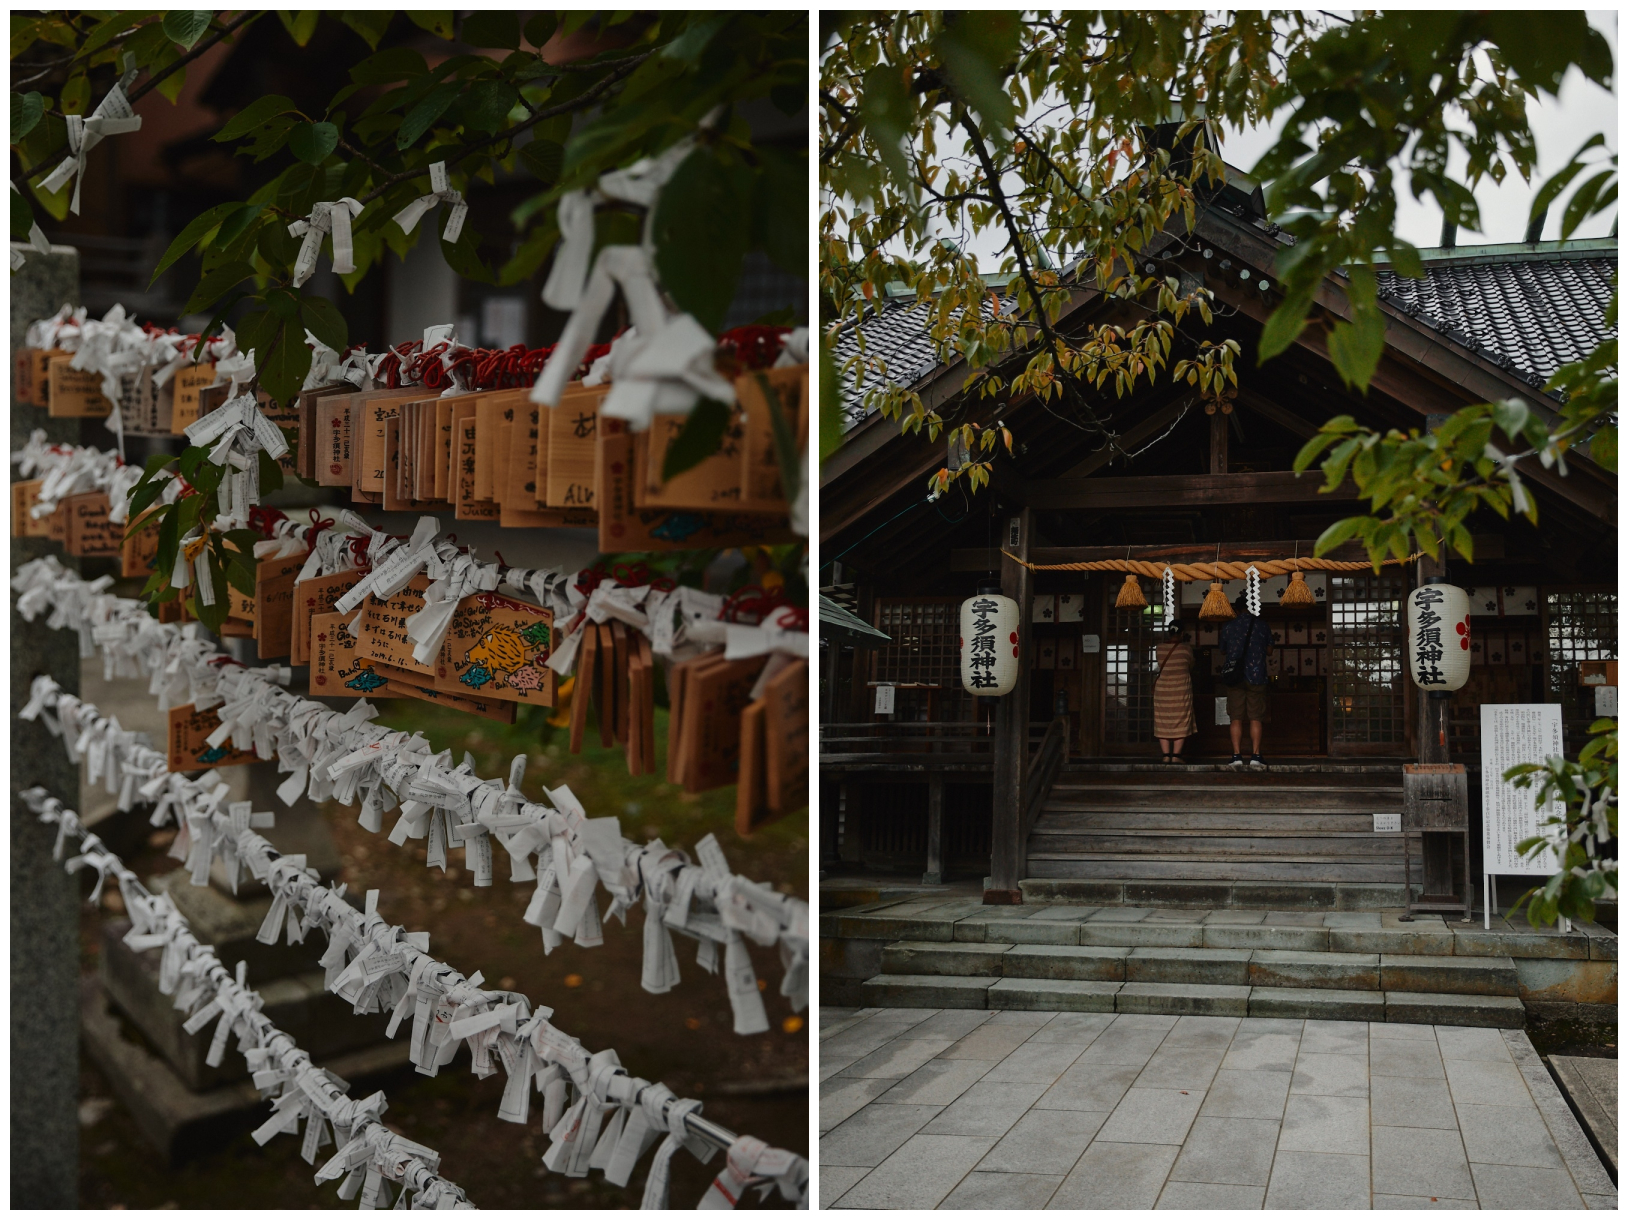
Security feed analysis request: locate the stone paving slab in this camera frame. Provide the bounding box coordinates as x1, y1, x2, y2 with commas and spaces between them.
820, 1008, 1617, 1209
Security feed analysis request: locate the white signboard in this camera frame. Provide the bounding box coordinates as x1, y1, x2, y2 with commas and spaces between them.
873, 684, 895, 715
1480, 704, 1564, 874
1373, 813, 1400, 833
1596, 686, 1617, 717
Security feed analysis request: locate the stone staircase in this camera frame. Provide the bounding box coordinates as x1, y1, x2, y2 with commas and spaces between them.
821, 898, 1619, 1030
1027, 766, 1408, 887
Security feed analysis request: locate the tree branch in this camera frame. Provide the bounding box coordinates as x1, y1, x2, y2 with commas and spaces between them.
130, 11, 262, 104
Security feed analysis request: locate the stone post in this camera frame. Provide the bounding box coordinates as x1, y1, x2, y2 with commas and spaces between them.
11, 242, 82, 1208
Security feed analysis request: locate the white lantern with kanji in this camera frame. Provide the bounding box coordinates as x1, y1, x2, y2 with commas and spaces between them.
960, 588, 1019, 696
1407, 582, 1472, 692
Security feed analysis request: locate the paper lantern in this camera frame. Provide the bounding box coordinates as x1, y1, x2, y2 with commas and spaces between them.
1407, 582, 1472, 692
960, 588, 1020, 696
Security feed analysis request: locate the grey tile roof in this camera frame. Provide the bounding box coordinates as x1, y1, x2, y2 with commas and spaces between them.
832, 294, 1015, 428
1375, 254, 1616, 392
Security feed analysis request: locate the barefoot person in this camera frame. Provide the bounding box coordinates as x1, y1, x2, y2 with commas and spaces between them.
1153, 624, 1196, 763
1219, 593, 1270, 770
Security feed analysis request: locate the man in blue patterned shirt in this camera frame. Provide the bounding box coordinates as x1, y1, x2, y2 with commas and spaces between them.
1218, 592, 1270, 770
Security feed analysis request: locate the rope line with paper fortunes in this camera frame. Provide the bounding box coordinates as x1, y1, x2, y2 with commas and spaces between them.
14, 555, 809, 1035
20, 790, 809, 1210
1001, 551, 1424, 580
19, 789, 476, 1209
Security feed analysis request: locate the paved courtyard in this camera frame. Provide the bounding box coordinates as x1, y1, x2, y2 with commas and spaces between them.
821, 1008, 1617, 1209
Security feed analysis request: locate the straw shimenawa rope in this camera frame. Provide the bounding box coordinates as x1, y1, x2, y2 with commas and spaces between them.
1001, 551, 1420, 581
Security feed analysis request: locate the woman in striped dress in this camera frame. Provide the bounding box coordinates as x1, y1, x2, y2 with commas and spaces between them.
1153, 624, 1197, 763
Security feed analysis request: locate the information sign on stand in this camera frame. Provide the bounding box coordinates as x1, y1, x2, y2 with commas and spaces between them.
1479, 704, 1565, 927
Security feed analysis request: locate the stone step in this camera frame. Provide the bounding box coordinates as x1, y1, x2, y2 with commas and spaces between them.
877, 940, 1523, 998
1044, 793, 1403, 812
856, 974, 1526, 1027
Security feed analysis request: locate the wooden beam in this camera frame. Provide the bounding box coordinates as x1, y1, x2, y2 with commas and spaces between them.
1053, 391, 1197, 480
1235, 386, 1323, 440
1024, 469, 1357, 511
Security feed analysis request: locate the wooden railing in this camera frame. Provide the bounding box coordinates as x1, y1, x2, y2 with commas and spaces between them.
1022, 716, 1069, 838
820, 720, 1055, 757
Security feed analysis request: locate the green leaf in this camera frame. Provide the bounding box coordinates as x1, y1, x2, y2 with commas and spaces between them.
519, 138, 565, 185
150, 202, 240, 287
1587, 423, 1616, 472
11, 185, 35, 242
933, 11, 1021, 133
523, 13, 557, 47
440, 222, 494, 284
212, 201, 267, 249
184, 260, 257, 315
214, 94, 302, 142
350, 46, 426, 85
661, 398, 731, 480
662, 13, 729, 64
60, 74, 90, 116
260, 318, 314, 406
407, 11, 455, 40
1490, 398, 1530, 441
1325, 303, 1386, 391
258, 448, 285, 496
753, 149, 806, 279
276, 11, 320, 47
161, 10, 212, 50
336, 12, 392, 48
653, 148, 753, 333
11, 92, 44, 143
1313, 516, 1364, 557
461, 11, 520, 49
1258, 298, 1310, 362
126, 477, 171, 525
461, 80, 518, 135
299, 294, 348, 351
397, 81, 461, 149
288, 121, 339, 165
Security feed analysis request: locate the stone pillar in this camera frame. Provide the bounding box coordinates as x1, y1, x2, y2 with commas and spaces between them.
11, 242, 82, 1208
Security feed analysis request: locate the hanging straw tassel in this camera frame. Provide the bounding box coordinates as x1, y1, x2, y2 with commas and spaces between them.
1199, 580, 1234, 622
1115, 573, 1147, 609
1280, 568, 1316, 607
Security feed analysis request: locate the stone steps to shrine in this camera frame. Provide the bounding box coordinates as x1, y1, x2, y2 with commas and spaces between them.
819, 897, 1618, 1029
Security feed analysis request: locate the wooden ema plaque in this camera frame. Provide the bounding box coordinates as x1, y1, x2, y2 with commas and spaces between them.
120, 508, 163, 578
642, 407, 749, 509
291, 569, 361, 667
763, 657, 809, 819
354, 573, 435, 678
737, 365, 808, 509
382, 679, 517, 723
474, 391, 529, 501
383, 416, 437, 512
48, 355, 113, 418
63, 491, 121, 558
253, 550, 308, 658
597, 426, 797, 553
168, 703, 257, 771
543, 384, 607, 509
11, 480, 51, 538
18, 347, 68, 407
46, 499, 70, 546
295, 385, 349, 479
453, 399, 499, 520
309, 610, 386, 698
433, 592, 555, 707
501, 399, 595, 527
672, 652, 768, 793
170, 363, 216, 433
261, 393, 300, 480
118, 366, 168, 434
316, 392, 355, 485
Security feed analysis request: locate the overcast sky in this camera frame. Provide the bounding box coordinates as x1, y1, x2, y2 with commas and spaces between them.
942, 11, 1618, 268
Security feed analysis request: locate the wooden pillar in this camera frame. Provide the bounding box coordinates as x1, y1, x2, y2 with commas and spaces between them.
1209, 407, 1229, 474
1416, 548, 1455, 899
923, 772, 944, 885
989, 508, 1032, 902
